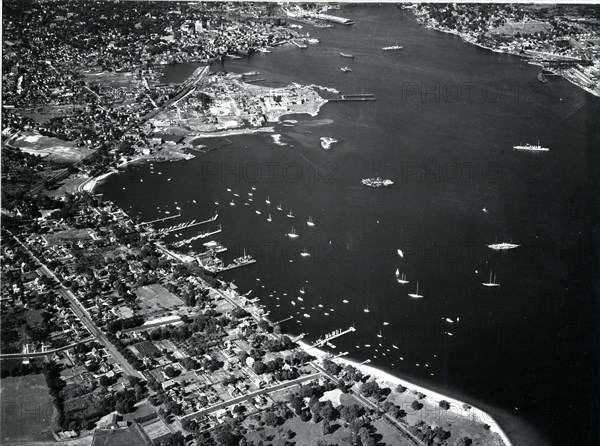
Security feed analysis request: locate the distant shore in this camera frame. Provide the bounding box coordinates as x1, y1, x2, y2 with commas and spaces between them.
297, 340, 513, 446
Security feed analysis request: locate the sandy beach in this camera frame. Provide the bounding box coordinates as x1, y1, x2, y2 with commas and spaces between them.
296, 339, 513, 446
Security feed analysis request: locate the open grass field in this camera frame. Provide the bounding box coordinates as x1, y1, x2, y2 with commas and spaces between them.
0, 374, 58, 443
134, 284, 183, 316
11, 131, 94, 163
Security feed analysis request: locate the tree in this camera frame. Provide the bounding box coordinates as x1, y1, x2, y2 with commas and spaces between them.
360, 380, 380, 398
253, 361, 267, 375
411, 400, 423, 411
455, 437, 473, 446
439, 400, 451, 410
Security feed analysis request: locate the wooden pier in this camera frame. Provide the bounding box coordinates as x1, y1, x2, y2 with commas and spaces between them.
139, 213, 181, 226
311, 326, 356, 349
159, 213, 218, 234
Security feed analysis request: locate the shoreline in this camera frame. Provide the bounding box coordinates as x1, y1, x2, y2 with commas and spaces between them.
296, 339, 513, 446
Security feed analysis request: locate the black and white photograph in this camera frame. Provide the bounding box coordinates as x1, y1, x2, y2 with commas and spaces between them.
1, 2, 599, 446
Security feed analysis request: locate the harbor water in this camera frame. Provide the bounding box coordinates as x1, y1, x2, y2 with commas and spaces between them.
99, 5, 600, 446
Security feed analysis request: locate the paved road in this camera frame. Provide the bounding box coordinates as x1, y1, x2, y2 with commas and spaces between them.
181, 371, 322, 421
10, 234, 141, 377
0, 337, 93, 359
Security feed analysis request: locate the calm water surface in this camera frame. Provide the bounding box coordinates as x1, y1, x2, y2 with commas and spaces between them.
100, 6, 600, 446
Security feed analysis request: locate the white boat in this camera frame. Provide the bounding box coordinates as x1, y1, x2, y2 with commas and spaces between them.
299, 287, 305, 294
287, 226, 299, 238
229, 200, 235, 206
307, 216, 315, 226
320, 137, 338, 150
397, 273, 409, 284
340, 52, 354, 58
396, 268, 400, 277
397, 249, 404, 258
487, 242, 520, 250
341, 66, 352, 73
482, 271, 500, 287
300, 248, 310, 257
377, 330, 383, 338
513, 141, 549, 152
277, 202, 283, 211
214, 200, 219, 205
382, 45, 403, 51
267, 213, 272, 222
266, 196, 271, 204
287, 210, 294, 218
255, 208, 261, 215
252, 185, 256, 191
342, 299, 349, 303
363, 307, 370, 313
408, 282, 423, 299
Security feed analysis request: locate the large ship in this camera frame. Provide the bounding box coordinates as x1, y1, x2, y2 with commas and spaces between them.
382, 45, 403, 51
362, 177, 394, 187
513, 142, 549, 152
340, 52, 354, 58
487, 242, 520, 250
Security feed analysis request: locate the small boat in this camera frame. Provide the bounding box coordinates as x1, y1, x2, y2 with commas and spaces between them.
277, 202, 283, 211
364, 307, 370, 313
214, 200, 219, 205
234, 193, 240, 197
397, 273, 409, 284
230, 200, 235, 206
482, 271, 500, 287
300, 248, 310, 257
377, 331, 383, 338
341, 66, 352, 73
299, 287, 305, 294
267, 213, 272, 222
291, 301, 296, 306
287, 226, 299, 238
342, 299, 349, 303
248, 192, 253, 197
307, 216, 315, 227
392, 344, 399, 350
252, 185, 256, 191
408, 282, 423, 299
397, 249, 404, 258
266, 196, 271, 204
487, 242, 520, 250
513, 141, 549, 152
382, 45, 403, 51
255, 208, 261, 215
297, 297, 303, 302
340, 52, 354, 58
287, 210, 294, 218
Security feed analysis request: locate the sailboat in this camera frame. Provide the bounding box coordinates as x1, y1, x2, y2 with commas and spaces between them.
482, 271, 500, 287
287, 210, 294, 218
266, 213, 272, 222
266, 196, 271, 204
377, 330, 383, 338
287, 226, 299, 238
255, 208, 261, 215
277, 202, 283, 211
363, 306, 370, 313
300, 248, 310, 257
397, 249, 404, 258
397, 273, 409, 284
307, 216, 315, 227
395, 268, 400, 278
229, 200, 235, 206
408, 282, 423, 298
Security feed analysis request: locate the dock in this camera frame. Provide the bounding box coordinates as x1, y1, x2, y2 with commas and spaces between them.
310, 326, 357, 349
330, 93, 376, 102
219, 258, 257, 272
159, 213, 218, 234
139, 213, 181, 226
172, 224, 222, 247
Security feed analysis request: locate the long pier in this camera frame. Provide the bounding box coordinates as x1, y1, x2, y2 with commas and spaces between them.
140, 213, 181, 226
311, 326, 357, 349
172, 224, 222, 247
330, 93, 376, 102
219, 258, 256, 272
160, 214, 218, 234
